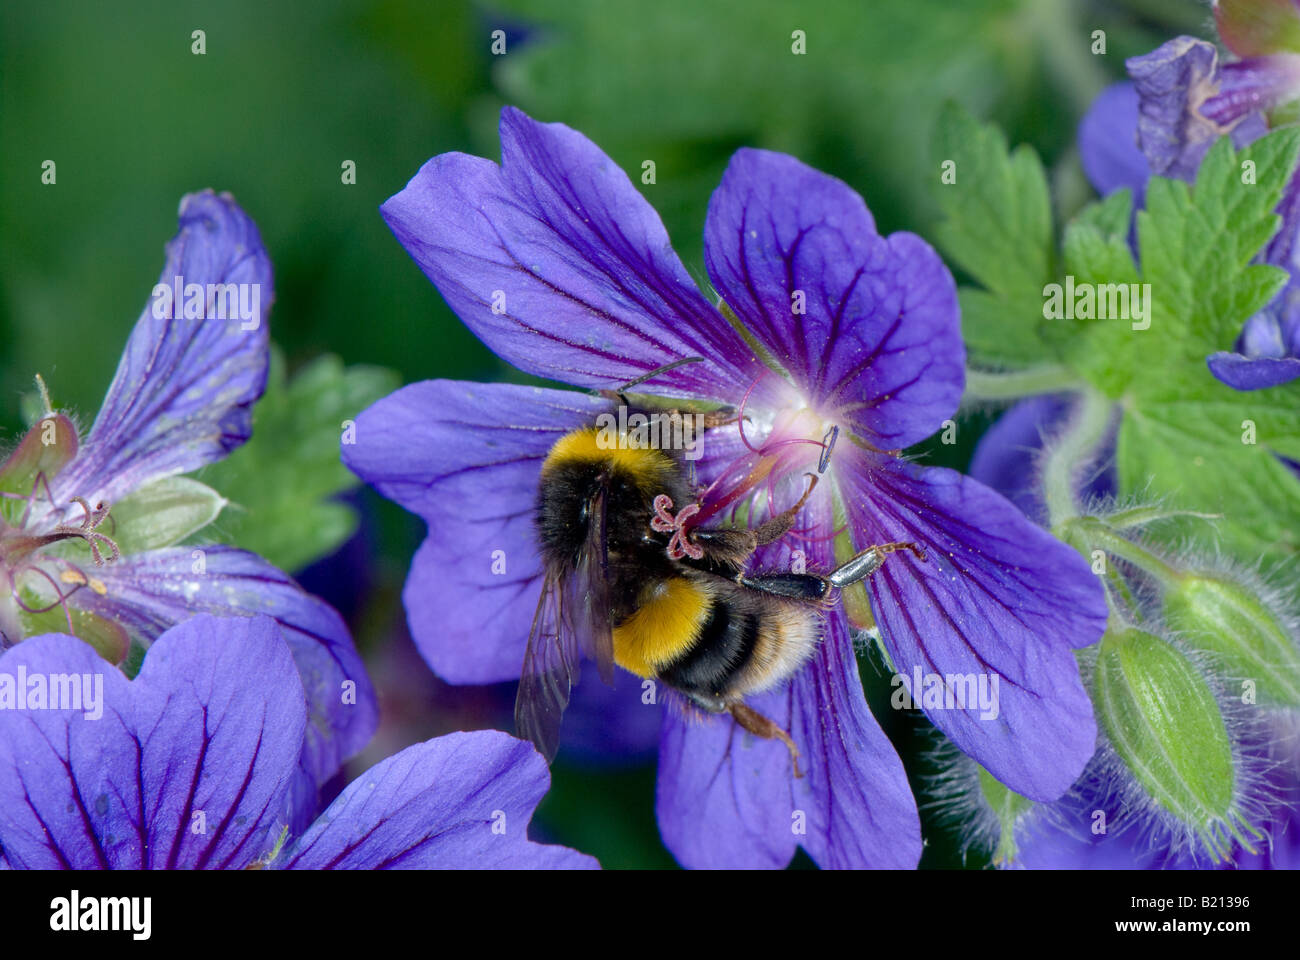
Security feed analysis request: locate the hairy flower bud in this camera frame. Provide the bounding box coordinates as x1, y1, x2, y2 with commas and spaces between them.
1094, 626, 1252, 860
1164, 569, 1300, 707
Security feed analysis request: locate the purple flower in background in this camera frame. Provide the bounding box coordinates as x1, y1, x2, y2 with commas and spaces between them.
968, 395, 1117, 523
0, 191, 375, 817
0, 615, 594, 870
346, 107, 1106, 868
1079, 32, 1300, 388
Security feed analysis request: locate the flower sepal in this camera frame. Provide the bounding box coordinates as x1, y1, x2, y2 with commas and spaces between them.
0, 412, 78, 515
105, 476, 227, 555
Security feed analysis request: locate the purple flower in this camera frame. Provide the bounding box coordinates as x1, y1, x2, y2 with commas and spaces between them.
1079, 36, 1300, 388
0, 191, 375, 817
0, 614, 594, 869
346, 107, 1107, 868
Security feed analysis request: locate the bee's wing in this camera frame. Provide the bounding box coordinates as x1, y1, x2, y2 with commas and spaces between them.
567, 482, 616, 686
515, 483, 617, 761
515, 570, 578, 762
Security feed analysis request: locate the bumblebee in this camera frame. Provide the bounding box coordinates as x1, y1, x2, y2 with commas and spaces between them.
516, 361, 923, 776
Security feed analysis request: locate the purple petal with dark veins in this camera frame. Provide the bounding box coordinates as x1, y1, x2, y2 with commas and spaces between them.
1078, 82, 1149, 200
343, 380, 608, 683
656, 688, 796, 869
66, 546, 375, 795
703, 148, 963, 449
0, 616, 303, 869
657, 493, 920, 869
281, 731, 597, 869
49, 191, 271, 516
380, 107, 762, 402
840, 451, 1106, 801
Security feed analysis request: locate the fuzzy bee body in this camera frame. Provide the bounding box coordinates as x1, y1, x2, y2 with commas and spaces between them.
514, 361, 922, 770
536, 423, 822, 699
519, 414, 871, 770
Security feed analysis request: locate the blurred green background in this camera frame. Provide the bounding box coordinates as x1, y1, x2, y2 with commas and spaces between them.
0, 0, 1208, 867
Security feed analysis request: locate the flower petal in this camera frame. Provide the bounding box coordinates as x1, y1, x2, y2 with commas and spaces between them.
1207, 350, 1300, 388
1078, 82, 1149, 199
657, 493, 920, 869
281, 731, 597, 869
67, 546, 375, 793
1203, 54, 1300, 127
51, 191, 271, 513
703, 148, 963, 448
343, 380, 608, 683
841, 454, 1106, 800
380, 107, 759, 399
789, 611, 923, 868
0, 615, 303, 869
1127, 37, 1266, 182
656, 688, 796, 869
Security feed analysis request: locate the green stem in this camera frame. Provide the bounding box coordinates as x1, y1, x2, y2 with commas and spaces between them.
1042, 387, 1114, 528
964, 365, 1084, 401
1084, 522, 1184, 590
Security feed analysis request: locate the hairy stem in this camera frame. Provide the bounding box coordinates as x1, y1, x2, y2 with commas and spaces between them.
1041, 387, 1115, 529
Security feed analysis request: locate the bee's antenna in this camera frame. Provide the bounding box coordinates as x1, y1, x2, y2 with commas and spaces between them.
614, 357, 704, 393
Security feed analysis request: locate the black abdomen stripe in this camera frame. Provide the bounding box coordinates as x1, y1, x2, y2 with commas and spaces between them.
658, 599, 759, 698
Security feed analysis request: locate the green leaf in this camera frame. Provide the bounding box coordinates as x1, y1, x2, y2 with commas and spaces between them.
1052, 130, 1300, 562
200, 347, 400, 573
1118, 396, 1300, 559
931, 102, 1057, 368
107, 476, 227, 555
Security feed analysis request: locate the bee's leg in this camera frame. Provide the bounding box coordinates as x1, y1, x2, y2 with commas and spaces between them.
827, 541, 927, 588
729, 702, 804, 779
736, 572, 833, 603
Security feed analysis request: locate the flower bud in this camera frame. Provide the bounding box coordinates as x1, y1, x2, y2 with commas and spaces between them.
1094, 627, 1246, 859
1164, 570, 1300, 708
